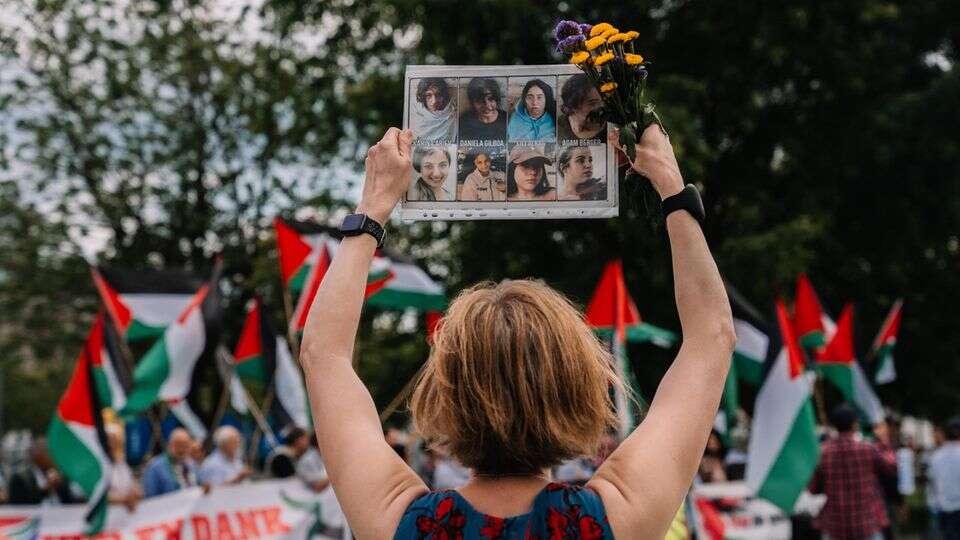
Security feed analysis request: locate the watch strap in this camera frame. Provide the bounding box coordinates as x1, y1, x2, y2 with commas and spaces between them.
661, 184, 705, 224
340, 214, 385, 247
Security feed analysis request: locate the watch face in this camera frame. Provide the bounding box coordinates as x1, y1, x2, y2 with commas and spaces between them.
341, 214, 365, 232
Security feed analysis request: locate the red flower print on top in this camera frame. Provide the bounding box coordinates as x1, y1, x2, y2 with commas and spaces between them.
415, 496, 467, 540
479, 516, 505, 540
577, 516, 605, 540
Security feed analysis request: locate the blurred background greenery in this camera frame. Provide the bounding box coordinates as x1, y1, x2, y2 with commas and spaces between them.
1, 0, 957, 433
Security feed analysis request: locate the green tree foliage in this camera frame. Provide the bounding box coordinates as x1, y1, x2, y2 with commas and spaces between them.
1, 0, 957, 433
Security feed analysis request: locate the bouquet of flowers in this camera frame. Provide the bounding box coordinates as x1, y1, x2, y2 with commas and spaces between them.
554, 21, 662, 162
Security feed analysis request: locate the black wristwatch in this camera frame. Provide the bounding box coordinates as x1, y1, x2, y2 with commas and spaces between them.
661, 184, 705, 224
340, 213, 386, 247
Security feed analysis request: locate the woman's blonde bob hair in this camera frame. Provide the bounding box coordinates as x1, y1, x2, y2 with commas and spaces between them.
410, 279, 624, 474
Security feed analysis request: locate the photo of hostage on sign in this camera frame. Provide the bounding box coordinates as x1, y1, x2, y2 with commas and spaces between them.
402, 65, 617, 221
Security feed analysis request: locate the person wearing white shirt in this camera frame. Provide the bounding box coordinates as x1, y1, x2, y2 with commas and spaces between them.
105, 424, 141, 510
930, 418, 960, 539
198, 426, 250, 488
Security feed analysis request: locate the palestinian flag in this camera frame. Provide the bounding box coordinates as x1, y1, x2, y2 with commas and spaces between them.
233, 297, 276, 383
794, 273, 827, 349
47, 332, 112, 534
586, 260, 647, 438
726, 282, 774, 386
817, 304, 885, 424
232, 298, 310, 429
91, 266, 204, 341
87, 313, 132, 412
119, 260, 223, 418
871, 299, 903, 385
745, 298, 820, 513
272, 335, 311, 430
275, 218, 446, 332
588, 261, 677, 349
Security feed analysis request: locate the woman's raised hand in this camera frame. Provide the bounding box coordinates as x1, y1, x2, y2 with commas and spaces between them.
356, 127, 415, 223
609, 124, 685, 200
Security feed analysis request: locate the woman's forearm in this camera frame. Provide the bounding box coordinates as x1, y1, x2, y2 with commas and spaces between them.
300, 234, 378, 367
666, 210, 735, 347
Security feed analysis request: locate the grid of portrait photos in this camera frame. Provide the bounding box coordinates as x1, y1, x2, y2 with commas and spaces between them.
400, 65, 618, 221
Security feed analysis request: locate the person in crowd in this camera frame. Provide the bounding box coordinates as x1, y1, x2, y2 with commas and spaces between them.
105, 424, 141, 510
557, 73, 605, 141
459, 151, 506, 201
296, 434, 330, 493
266, 427, 310, 479
506, 145, 556, 201
507, 79, 556, 142
723, 420, 750, 481
922, 424, 947, 540
557, 145, 606, 200
199, 425, 250, 488
810, 403, 897, 540
408, 146, 453, 201
299, 124, 735, 538
189, 439, 206, 464
411, 78, 456, 142
929, 417, 960, 539
6, 437, 79, 504
458, 78, 507, 142
697, 430, 727, 483
0, 468, 6, 503
142, 428, 198, 498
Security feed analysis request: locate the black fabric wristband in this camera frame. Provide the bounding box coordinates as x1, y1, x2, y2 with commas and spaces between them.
661, 184, 705, 224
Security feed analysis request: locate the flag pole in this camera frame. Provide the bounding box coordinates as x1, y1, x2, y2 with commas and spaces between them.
282, 288, 301, 360
215, 347, 278, 460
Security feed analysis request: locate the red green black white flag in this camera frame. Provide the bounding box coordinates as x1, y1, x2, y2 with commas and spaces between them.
815, 304, 885, 424
870, 299, 903, 385
794, 273, 827, 349
119, 260, 223, 422
47, 323, 112, 534
91, 266, 204, 341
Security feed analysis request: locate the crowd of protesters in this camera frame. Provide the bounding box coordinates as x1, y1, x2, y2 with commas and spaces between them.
0, 409, 957, 538
694, 406, 960, 539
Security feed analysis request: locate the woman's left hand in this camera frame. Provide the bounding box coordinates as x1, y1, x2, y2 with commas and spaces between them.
356, 127, 415, 223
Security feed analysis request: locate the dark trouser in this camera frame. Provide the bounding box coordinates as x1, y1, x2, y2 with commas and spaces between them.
943, 510, 960, 540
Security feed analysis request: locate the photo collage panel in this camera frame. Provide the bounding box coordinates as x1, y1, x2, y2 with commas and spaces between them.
407, 74, 609, 204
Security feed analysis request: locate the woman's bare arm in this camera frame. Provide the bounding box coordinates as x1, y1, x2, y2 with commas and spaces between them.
300, 128, 428, 540
589, 126, 736, 539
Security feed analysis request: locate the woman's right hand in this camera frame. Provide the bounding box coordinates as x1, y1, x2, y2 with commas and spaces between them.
609, 124, 685, 200
355, 127, 415, 224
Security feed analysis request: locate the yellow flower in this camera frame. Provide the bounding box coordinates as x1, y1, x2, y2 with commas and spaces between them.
590, 23, 614, 37
600, 28, 620, 40
624, 53, 644, 65
600, 82, 618, 93
607, 33, 630, 44
569, 51, 590, 65
594, 52, 615, 66
625, 31, 640, 40
585, 36, 606, 51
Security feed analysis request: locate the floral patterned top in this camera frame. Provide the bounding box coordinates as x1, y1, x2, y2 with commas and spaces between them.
394, 482, 614, 539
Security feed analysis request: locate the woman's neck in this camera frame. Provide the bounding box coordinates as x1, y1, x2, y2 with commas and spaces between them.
457, 470, 552, 518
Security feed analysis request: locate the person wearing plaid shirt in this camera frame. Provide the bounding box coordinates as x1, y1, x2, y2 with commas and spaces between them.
810, 404, 897, 540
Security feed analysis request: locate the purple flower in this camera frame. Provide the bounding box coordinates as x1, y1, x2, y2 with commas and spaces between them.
579, 23, 593, 35
554, 20, 583, 41
635, 67, 649, 80
556, 34, 586, 53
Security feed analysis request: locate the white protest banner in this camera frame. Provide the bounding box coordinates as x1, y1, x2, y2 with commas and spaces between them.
3, 479, 348, 540
0, 507, 41, 540
689, 482, 793, 540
